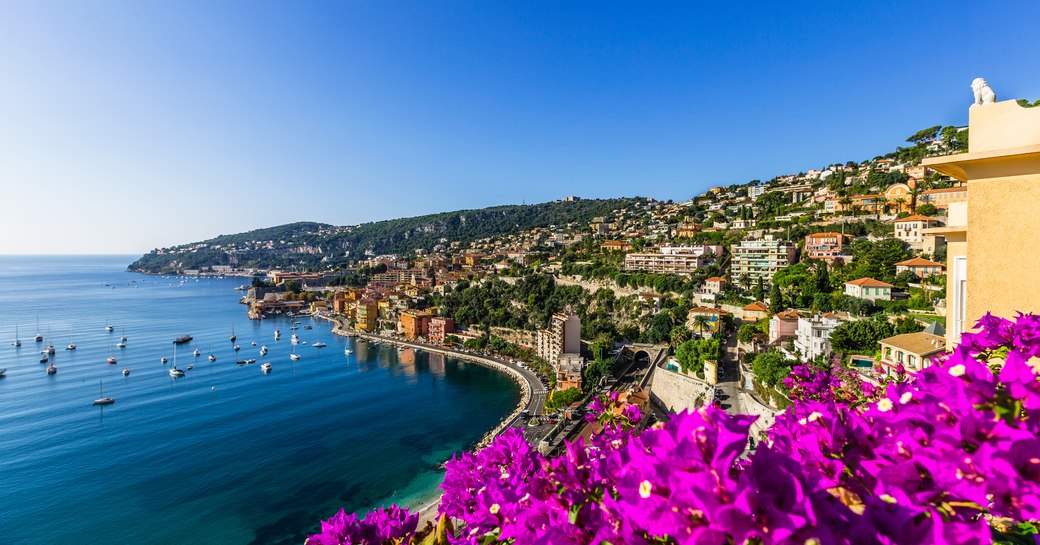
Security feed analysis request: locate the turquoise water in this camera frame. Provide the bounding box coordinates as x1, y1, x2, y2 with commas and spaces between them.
0, 256, 518, 545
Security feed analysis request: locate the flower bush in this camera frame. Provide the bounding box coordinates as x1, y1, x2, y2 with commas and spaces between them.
308, 313, 1040, 544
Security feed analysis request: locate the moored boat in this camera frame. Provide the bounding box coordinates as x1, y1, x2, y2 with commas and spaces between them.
93, 380, 115, 405
173, 335, 192, 345
46, 364, 57, 374
313, 342, 327, 348
261, 362, 272, 373
122, 368, 130, 376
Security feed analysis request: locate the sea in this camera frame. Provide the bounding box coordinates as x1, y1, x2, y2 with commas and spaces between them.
0, 255, 518, 545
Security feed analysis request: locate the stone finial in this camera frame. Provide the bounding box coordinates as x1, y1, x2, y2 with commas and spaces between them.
971, 77, 997, 105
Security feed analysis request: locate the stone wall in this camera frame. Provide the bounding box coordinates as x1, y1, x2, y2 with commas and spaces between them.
489, 326, 537, 349
739, 391, 782, 439
649, 363, 714, 413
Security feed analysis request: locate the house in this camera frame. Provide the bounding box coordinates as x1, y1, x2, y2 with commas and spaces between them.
877, 330, 946, 377
804, 232, 851, 262
844, 278, 894, 301
793, 313, 845, 361
600, 240, 631, 252
687, 307, 727, 335
702, 276, 725, 294
555, 353, 586, 391
893, 215, 942, 249
922, 96, 1040, 346
741, 301, 769, 322
920, 186, 968, 209
428, 316, 455, 344
768, 310, 800, 344
895, 257, 945, 278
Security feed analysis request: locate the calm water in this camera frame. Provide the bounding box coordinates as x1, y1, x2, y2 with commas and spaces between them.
0, 256, 518, 545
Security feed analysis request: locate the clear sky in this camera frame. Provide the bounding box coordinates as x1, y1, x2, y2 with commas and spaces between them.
2, 1, 1039, 254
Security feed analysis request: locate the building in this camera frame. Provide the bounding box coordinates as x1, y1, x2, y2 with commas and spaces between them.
920, 186, 968, 209
702, 276, 725, 294
741, 301, 769, 322
748, 184, 768, 200
355, 299, 379, 332
623, 245, 724, 275
877, 331, 946, 377
893, 215, 943, 248
556, 353, 586, 391
922, 94, 1040, 346
428, 316, 455, 344
768, 310, 800, 344
687, 306, 727, 335
804, 232, 851, 262
399, 310, 433, 340
730, 235, 797, 288
600, 240, 631, 252
895, 257, 945, 278
536, 313, 580, 364
793, 313, 845, 361
844, 278, 894, 301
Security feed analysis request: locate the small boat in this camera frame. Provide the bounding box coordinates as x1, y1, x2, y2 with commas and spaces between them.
186, 363, 194, 370
291, 334, 299, 344
259, 346, 268, 356
313, 342, 327, 348
34, 333, 43, 342
105, 324, 114, 332
116, 339, 127, 348
344, 349, 353, 355
122, 368, 130, 376
261, 362, 272, 373
161, 356, 168, 364
290, 353, 301, 361
120, 335, 128, 343
173, 335, 193, 345
208, 353, 216, 362
233, 345, 241, 352
45, 345, 55, 355
230, 326, 237, 343
107, 356, 117, 364
46, 364, 57, 374
12, 325, 21, 347
193, 347, 201, 357
246, 358, 256, 364
289, 325, 299, 330
93, 380, 115, 405
250, 341, 257, 347
34, 316, 43, 342
169, 367, 185, 377
304, 325, 313, 330
40, 355, 49, 363
0, 368, 6, 377
66, 343, 77, 350
274, 329, 281, 340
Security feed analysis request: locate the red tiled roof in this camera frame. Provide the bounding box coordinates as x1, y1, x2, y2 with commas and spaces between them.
893, 215, 940, 224
743, 301, 769, 311
896, 257, 944, 267
845, 277, 894, 288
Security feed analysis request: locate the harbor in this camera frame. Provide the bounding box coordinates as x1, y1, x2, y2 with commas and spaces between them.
0, 255, 517, 545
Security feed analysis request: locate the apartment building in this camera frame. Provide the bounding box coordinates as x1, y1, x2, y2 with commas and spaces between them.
893, 215, 943, 249
804, 232, 851, 262
536, 313, 581, 364
793, 313, 845, 361
623, 245, 724, 275
428, 316, 455, 344
729, 235, 797, 287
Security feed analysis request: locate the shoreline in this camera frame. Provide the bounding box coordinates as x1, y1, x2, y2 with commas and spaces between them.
312, 312, 534, 526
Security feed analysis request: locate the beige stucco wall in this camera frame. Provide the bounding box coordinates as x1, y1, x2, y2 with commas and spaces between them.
649, 363, 713, 413
968, 101, 1040, 153
966, 171, 1040, 324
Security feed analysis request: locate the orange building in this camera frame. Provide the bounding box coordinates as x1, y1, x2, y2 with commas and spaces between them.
804, 232, 851, 262
400, 310, 433, 340
428, 317, 455, 344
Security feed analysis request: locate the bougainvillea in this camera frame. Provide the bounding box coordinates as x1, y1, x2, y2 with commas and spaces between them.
308, 313, 1040, 544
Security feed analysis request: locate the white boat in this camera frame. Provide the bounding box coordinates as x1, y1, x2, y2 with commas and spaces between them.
120, 334, 128, 343
45, 344, 55, 355
208, 353, 216, 362
66, 343, 77, 350
186, 363, 194, 370
34, 317, 43, 343
274, 329, 281, 340
93, 380, 115, 405
193, 347, 201, 357
291, 334, 299, 344
233, 345, 241, 352
261, 362, 272, 373
105, 323, 114, 332
46, 364, 57, 374
313, 342, 327, 348
230, 326, 237, 343
290, 344, 300, 361
251, 341, 257, 347
11, 325, 20, 347
116, 339, 127, 348
259, 346, 268, 356
344, 349, 353, 355
122, 368, 130, 376
169, 367, 185, 377
107, 356, 117, 364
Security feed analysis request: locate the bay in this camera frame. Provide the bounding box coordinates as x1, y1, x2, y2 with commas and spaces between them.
0, 256, 518, 545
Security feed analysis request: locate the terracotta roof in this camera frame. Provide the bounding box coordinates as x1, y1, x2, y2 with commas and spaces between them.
689, 306, 726, 315
893, 214, 940, 224
705, 276, 726, 282
922, 187, 967, 194
743, 301, 769, 312
773, 309, 801, 320
880, 332, 946, 356
896, 257, 944, 267
805, 232, 847, 239
845, 277, 894, 288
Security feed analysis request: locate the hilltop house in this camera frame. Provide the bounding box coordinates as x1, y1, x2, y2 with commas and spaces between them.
844, 278, 894, 301
895, 257, 945, 278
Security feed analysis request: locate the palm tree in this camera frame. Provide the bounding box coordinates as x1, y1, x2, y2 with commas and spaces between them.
692, 314, 712, 338
738, 273, 752, 292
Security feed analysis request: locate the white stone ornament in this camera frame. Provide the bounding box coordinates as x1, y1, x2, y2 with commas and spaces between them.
971, 77, 996, 105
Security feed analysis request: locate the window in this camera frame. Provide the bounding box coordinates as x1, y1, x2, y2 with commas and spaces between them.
952, 256, 968, 340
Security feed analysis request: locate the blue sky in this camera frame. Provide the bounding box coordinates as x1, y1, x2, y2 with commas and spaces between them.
2, 1, 1039, 254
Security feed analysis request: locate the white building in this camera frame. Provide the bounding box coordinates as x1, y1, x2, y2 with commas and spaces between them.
844, 278, 894, 301
730, 235, 797, 288
793, 313, 845, 361
623, 245, 724, 275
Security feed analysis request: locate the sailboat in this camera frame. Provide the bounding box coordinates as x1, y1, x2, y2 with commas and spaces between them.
0, 368, 6, 377
105, 321, 114, 333
160, 345, 168, 364
208, 347, 216, 362
34, 316, 43, 343
274, 329, 281, 340
193, 345, 201, 357
116, 329, 127, 349
107, 344, 117, 364
169, 345, 184, 377
11, 325, 21, 347
93, 379, 115, 405
46, 363, 57, 374
290, 344, 300, 361
229, 325, 237, 343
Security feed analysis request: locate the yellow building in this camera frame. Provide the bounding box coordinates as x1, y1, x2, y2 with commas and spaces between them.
355, 299, 379, 332
923, 93, 1040, 345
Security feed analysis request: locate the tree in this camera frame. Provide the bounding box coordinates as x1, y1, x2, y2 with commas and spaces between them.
737, 324, 759, 344
692, 314, 712, 337
751, 350, 793, 387
669, 326, 692, 347
769, 283, 783, 314
752, 278, 765, 302
828, 319, 896, 353
906, 125, 942, 145
916, 203, 937, 216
